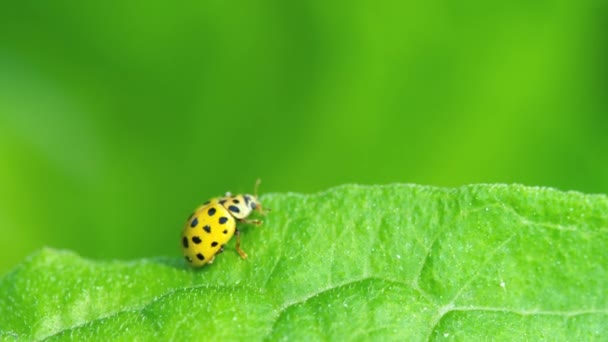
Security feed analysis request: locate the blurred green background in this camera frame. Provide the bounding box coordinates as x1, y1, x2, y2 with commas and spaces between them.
1, 1, 606, 274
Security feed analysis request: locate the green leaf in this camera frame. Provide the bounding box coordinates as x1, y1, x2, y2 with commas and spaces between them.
1, 184, 607, 341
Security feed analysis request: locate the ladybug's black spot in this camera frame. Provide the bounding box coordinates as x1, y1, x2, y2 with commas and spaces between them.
244, 196, 251, 204
228, 205, 240, 213
223, 229, 228, 234
211, 241, 218, 247
203, 225, 211, 233
185, 256, 192, 263
233, 199, 240, 204
196, 253, 205, 261
208, 207, 216, 216
219, 199, 227, 205
182, 237, 189, 248
250, 202, 257, 210
203, 200, 211, 205
219, 217, 228, 224
190, 217, 198, 228
192, 236, 202, 244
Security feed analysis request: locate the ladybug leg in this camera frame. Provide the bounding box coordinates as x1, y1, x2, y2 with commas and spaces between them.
209, 246, 225, 265
241, 218, 263, 226
256, 205, 271, 216
235, 228, 248, 259
217, 245, 225, 254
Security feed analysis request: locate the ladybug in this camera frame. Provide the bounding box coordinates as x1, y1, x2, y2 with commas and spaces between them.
181, 180, 267, 267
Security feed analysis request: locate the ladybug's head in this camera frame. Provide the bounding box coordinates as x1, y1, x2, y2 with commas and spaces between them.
220, 179, 268, 220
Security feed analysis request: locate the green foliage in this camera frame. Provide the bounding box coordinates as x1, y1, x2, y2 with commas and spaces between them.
1, 0, 608, 274
1, 184, 607, 340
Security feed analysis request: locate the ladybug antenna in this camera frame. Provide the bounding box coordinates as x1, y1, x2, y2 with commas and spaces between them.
254, 178, 271, 214
254, 178, 262, 198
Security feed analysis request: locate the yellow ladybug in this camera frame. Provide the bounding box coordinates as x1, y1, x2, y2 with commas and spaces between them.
181, 180, 267, 267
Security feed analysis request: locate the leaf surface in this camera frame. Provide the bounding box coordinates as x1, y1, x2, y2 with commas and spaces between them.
1, 184, 607, 341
